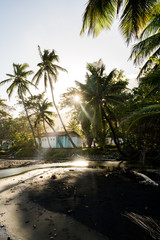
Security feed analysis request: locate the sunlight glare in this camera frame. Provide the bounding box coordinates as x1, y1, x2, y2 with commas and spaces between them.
74, 95, 80, 102
72, 160, 88, 167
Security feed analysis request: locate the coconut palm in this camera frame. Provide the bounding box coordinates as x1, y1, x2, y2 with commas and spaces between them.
0, 63, 37, 147
60, 87, 94, 147
23, 93, 64, 148
0, 99, 12, 119
81, 0, 157, 43
130, 4, 160, 77
33, 46, 77, 148
34, 98, 64, 148
34, 99, 54, 148
76, 60, 128, 154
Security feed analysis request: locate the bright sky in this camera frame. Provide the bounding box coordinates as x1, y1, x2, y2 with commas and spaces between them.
0, 0, 139, 116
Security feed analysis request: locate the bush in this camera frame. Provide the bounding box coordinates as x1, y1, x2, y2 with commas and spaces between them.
14, 147, 36, 159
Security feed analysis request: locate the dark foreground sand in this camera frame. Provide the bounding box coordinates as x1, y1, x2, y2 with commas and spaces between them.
0, 161, 160, 240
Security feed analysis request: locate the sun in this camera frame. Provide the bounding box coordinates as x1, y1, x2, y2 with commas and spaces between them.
74, 95, 80, 102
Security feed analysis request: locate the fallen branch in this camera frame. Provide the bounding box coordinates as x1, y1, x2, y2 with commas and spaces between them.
133, 171, 158, 187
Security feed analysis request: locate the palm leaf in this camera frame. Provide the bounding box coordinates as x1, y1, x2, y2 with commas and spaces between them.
6, 82, 16, 99
130, 33, 160, 65
125, 104, 160, 131
0, 78, 13, 86
120, 0, 156, 43
32, 69, 43, 86
80, 0, 117, 37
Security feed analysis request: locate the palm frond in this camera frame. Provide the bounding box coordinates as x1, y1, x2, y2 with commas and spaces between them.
52, 64, 68, 73
103, 68, 116, 88
38, 45, 43, 60
140, 14, 160, 39
0, 78, 13, 86
130, 33, 160, 64
6, 82, 16, 99
80, 0, 117, 37
120, 0, 156, 43
32, 69, 43, 85
125, 104, 160, 131
140, 68, 160, 87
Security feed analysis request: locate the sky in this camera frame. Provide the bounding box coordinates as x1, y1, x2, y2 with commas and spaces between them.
0, 0, 140, 116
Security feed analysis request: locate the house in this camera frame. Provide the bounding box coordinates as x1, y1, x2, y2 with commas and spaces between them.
0, 139, 12, 150
37, 131, 82, 148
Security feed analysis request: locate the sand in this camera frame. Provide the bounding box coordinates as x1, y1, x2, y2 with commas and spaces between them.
0, 167, 109, 240
0, 160, 160, 240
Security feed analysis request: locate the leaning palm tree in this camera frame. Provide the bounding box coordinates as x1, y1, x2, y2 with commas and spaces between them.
33, 46, 77, 148
81, 0, 157, 43
0, 63, 37, 147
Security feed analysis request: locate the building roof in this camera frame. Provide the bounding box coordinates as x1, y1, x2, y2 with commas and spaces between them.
40, 131, 80, 138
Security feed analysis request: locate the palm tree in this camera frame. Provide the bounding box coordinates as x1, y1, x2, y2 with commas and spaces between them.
60, 87, 94, 147
34, 99, 54, 148
81, 0, 157, 43
33, 46, 77, 148
130, 4, 160, 77
0, 99, 12, 119
76, 60, 128, 154
0, 63, 37, 147
34, 98, 64, 148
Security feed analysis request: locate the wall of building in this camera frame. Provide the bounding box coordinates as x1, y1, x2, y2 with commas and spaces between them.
40, 135, 82, 148
68, 136, 82, 148
41, 136, 56, 148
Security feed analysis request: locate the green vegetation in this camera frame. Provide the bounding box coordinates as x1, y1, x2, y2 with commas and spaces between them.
0, 2, 160, 166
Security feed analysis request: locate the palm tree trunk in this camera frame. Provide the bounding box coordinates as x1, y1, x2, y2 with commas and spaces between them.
101, 107, 126, 156
19, 87, 37, 148
49, 79, 77, 148
43, 119, 52, 148
36, 126, 42, 148
45, 119, 64, 148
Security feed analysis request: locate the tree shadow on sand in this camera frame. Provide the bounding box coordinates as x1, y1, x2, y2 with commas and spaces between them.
24, 169, 160, 240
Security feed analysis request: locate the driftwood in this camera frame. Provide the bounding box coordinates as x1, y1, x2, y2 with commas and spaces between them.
133, 171, 159, 187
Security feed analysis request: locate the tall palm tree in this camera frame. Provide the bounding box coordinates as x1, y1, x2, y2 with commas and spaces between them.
60, 87, 94, 147
130, 3, 160, 77
33, 46, 77, 148
0, 63, 37, 147
81, 0, 157, 43
76, 60, 128, 154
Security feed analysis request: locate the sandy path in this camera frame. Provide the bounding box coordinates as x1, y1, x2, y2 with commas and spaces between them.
0, 168, 109, 240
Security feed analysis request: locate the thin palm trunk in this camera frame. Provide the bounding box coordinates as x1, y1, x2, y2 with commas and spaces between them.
45, 119, 64, 148
101, 106, 125, 156
49, 78, 77, 148
36, 126, 42, 148
43, 119, 52, 148
19, 87, 37, 148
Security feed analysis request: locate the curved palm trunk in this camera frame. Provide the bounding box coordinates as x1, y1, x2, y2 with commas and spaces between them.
19, 87, 37, 148
43, 119, 52, 148
101, 107, 126, 156
49, 80, 77, 148
45, 119, 64, 148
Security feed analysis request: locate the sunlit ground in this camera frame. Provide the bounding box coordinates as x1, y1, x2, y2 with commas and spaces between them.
71, 159, 89, 167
